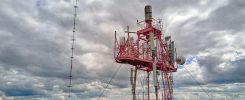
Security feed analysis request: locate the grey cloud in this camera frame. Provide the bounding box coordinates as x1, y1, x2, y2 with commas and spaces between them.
199, 56, 245, 84
195, 0, 245, 31
0, 0, 244, 99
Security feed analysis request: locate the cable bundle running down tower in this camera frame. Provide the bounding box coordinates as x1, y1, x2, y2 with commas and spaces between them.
68, 0, 78, 98
114, 5, 185, 100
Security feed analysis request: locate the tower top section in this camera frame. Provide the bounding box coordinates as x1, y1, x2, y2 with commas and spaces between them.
144, 5, 152, 21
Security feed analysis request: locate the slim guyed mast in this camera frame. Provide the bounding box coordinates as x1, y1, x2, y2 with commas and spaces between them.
68, 0, 78, 98
114, 5, 185, 100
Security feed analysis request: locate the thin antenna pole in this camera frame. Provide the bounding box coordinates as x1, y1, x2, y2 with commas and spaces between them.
147, 71, 150, 100
68, 0, 78, 98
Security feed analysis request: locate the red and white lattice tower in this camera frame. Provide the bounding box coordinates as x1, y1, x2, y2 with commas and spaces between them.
114, 5, 185, 100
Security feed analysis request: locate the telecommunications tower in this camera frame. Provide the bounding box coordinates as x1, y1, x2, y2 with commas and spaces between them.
114, 5, 185, 100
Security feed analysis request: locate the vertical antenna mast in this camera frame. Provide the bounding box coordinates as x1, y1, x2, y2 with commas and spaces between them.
68, 0, 78, 97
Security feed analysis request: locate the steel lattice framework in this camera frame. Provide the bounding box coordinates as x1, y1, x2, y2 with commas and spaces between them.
114, 5, 183, 100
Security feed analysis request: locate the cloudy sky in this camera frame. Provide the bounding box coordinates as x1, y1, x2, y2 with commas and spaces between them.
0, 0, 244, 100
